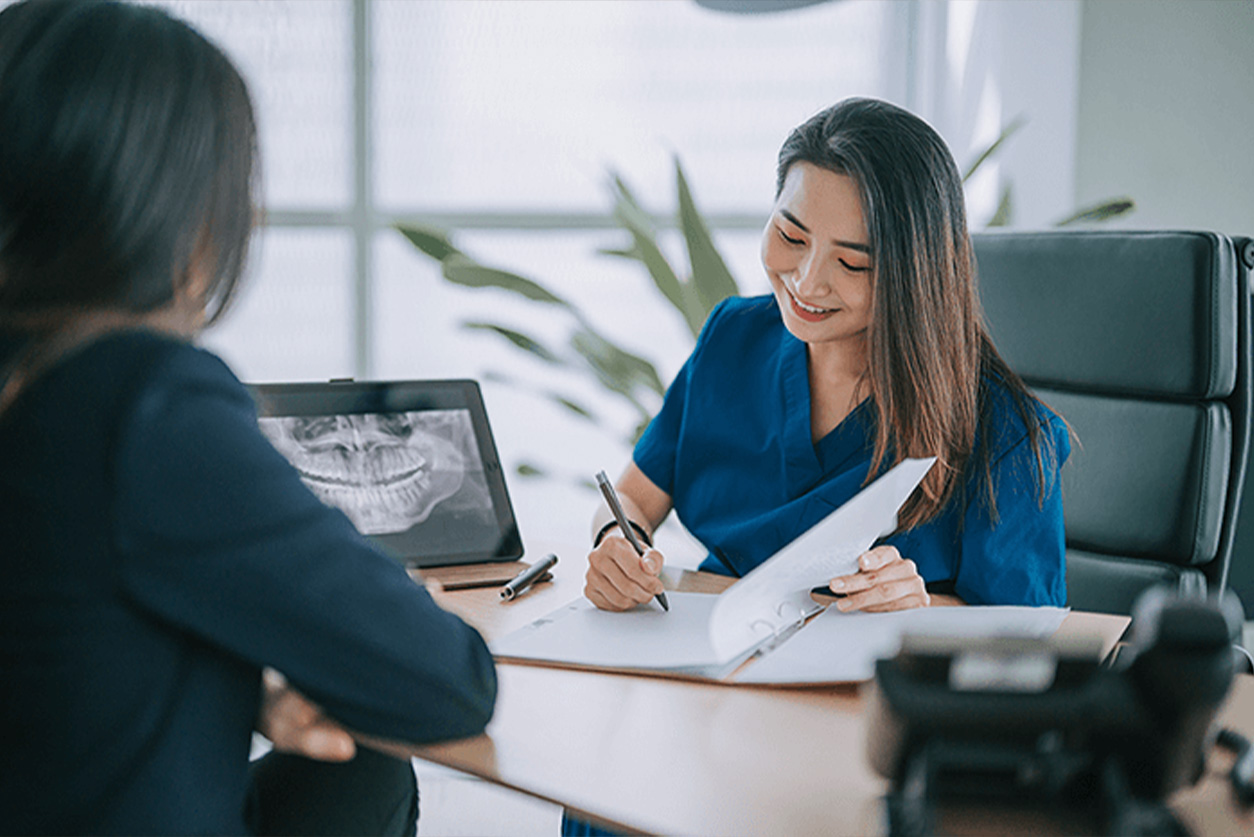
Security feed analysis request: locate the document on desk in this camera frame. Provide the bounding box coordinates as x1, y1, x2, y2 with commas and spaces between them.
734, 604, 1069, 684
494, 457, 996, 683
493, 592, 1069, 684
491, 592, 759, 680
707, 457, 936, 661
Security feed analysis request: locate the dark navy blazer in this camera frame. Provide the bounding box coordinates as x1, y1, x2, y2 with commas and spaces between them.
0, 330, 497, 834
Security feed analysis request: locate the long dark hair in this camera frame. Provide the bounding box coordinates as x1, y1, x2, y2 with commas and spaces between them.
0, 0, 257, 405
776, 98, 1055, 527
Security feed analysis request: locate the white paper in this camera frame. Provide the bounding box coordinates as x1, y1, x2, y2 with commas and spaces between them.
490, 592, 756, 678
735, 605, 1069, 684
708, 457, 936, 661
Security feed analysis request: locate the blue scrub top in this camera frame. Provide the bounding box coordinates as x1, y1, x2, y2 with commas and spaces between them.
633, 295, 1069, 606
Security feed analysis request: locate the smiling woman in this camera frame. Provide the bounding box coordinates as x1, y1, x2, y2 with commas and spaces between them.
583, 98, 1072, 616
564, 95, 1074, 837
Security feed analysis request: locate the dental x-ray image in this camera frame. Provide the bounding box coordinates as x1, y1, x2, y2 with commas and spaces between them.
259, 409, 498, 560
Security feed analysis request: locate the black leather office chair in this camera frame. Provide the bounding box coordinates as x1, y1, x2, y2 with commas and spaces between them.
974, 231, 1254, 616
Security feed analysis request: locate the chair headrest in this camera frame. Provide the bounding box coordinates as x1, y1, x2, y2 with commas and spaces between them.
974, 231, 1238, 400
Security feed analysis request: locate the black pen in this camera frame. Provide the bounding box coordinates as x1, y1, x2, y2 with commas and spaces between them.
500, 553, 559, 601
595, 470, 669, 612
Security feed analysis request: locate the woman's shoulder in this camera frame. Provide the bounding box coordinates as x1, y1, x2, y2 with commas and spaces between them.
6, 329, 246, 431
93, 329, 243, 391
685, 294, 785, 376
73, 330, 254, 431
694, 293, 782, 353
706, 293, 779, 326
978, 371, 1070, 463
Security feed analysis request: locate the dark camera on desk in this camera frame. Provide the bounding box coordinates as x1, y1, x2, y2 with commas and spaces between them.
864, 588, 1243, 835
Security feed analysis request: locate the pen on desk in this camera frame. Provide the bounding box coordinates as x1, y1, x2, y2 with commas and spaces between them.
594, 470, 670, 612
500, 553, 559, 601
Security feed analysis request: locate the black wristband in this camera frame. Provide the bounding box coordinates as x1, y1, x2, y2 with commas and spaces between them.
593, 518, 653, 549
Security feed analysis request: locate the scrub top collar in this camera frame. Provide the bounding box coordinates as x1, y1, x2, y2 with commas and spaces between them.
778, 327, 877, 488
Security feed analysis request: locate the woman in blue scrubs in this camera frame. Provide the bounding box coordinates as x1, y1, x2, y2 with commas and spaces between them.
585, 98, 1069, 614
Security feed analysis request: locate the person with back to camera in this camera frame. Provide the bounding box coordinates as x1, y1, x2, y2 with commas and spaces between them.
0, 1, 495, 834
566, 94, 1072, 837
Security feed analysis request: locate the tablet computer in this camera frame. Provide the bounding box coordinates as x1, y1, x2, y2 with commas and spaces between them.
249, 378, 523, 568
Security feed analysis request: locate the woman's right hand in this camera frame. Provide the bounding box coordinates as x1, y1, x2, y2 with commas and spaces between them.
584, 528, 667, 611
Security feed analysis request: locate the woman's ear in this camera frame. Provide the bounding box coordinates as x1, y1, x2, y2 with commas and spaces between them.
167, 230, 214, 332
184, 229, 215, 299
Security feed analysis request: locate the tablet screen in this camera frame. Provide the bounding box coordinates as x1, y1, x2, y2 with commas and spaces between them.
250, 379, 523, 567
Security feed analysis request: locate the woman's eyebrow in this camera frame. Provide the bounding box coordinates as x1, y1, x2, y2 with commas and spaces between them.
778, 208, 871, 254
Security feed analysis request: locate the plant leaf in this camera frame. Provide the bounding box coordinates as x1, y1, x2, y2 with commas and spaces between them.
477, 371, 602, 424
677, 282, 707, 331
569, 327, 660, 395
442, 254, 570, 307
516, 462, 546, 478
675, 157, 740, 315
963, 116, 1027, 184
569, 328, 662, 418
987, 183, 1014, 227
461, 321, 564, 365
394, 223, 463, 261
608, 172, 656, 236
607, 225, 687, 318
610, 227, 703, 338
1053, 197, 1135, 227
579, 328, 665, 397
606, 171, 706, 337
630, 415, 652, 446
552, 395, 597, 421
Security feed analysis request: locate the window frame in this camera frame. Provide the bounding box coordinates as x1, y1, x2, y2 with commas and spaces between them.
264, 0, 921, 379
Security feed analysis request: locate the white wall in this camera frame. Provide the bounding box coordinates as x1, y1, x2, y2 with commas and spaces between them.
914, 0, 1082, 229
1074, 0, 1254, 236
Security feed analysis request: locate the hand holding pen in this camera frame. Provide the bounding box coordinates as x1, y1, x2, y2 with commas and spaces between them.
586, 471, 670, 613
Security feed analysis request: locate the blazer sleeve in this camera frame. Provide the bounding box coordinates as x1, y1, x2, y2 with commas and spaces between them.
111, 348, 496, 744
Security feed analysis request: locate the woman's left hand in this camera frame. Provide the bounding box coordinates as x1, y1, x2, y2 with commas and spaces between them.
827, 545, 930, 612
257, 668, 356, 762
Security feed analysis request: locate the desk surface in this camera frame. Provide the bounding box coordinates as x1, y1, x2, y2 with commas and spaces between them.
396, 546, 1254, 835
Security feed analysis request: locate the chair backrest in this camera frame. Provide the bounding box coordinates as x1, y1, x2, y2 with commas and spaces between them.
973, 231, 1252, 615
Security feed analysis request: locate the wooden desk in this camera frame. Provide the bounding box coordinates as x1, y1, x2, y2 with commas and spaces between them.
397, 550, 1254, 835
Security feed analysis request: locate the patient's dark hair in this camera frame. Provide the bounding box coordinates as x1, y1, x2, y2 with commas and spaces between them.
0, 0, 257, 325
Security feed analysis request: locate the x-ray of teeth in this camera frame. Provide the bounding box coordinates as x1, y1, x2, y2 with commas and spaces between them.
259, 409, 484, 536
